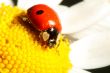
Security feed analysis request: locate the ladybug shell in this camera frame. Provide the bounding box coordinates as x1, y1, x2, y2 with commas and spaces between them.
27, 4, 62, 32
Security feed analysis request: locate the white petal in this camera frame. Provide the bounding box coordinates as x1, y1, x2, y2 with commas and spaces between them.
0, 0, 13, 5
61, 0, 110, 34
18, 0, 62, 9
69, 67, 91, 73
70, 1, 110, 39
69, 32, 110, 69
53, 5, 69, 19
85, 0, 110, 3
73, 12, 110, 39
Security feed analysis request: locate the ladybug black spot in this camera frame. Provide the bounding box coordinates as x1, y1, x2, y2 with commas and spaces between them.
36, 10, 44, 15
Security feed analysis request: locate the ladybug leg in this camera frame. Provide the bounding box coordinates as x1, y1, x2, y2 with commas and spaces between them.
39, 31, 45, 46
39, 31, 43, 39
22, 16, 28, 22
20, 14, 28, 22
63, 34, 78, 44
20, 14, 32, 25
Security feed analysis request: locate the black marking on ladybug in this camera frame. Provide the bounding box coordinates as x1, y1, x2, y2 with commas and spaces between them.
36, 10, 44, 15
46, 27, 59, 47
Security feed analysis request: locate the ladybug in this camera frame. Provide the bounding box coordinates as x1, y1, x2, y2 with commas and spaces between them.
27, 4, 62, 47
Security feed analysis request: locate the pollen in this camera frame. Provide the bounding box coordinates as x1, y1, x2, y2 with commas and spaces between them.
0, 4, 72, 73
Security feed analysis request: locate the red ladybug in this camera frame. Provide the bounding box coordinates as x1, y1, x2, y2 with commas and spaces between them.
27, 4, 62, 47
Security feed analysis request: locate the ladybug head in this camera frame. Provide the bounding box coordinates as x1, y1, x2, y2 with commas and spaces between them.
40, 27, 59, 47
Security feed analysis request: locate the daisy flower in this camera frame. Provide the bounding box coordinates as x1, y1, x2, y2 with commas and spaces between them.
1, 0, 110, 73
